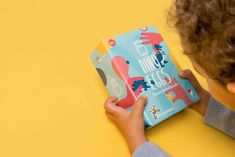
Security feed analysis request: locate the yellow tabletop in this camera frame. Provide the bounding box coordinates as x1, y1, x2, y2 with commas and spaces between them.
0, 0, 234, 157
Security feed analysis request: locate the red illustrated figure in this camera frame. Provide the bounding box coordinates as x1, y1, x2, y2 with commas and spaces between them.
112, 56, 150, 108
140, 32, 164, 55
164, 77, 193, 106
140, 32, 168, 68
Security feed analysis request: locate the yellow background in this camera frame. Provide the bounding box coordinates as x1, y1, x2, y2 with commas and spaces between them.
0, 0, 234, 157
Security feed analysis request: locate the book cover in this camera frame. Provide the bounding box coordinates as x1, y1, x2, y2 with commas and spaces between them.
90, 26, 200, 128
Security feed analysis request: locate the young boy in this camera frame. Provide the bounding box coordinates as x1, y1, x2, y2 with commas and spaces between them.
104, 0, 235, 156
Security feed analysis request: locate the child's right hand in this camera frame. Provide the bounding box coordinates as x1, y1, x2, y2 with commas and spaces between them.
104, 96, 148, 153
179, 69, 210, 115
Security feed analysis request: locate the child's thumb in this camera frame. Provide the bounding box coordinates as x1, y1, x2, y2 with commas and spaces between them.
132, 96, 148, 117
179, 69, 201, 90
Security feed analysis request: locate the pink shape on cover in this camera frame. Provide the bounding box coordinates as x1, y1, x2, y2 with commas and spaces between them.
140, 32, 164, 55
164, 77, 193, 106
112, 56, 145, 108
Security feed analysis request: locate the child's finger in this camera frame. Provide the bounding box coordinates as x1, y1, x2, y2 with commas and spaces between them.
132, 96, 148, 117
104, 102, 118, 114
179, 69, 202, 89
104, 97, 118, 114
105, 111, 116, 121
104, 96, 127, 116
104, 96, 118, 104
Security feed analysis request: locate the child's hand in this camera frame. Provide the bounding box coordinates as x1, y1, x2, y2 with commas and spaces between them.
179, 69, 210, 115
104, 96, 148, 153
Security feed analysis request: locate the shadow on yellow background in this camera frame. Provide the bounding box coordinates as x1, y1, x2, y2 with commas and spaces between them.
0, 0, 234, 157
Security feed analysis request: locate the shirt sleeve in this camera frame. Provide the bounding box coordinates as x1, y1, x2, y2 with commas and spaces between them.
132, 142, 171, 157
204, 97, 235, 138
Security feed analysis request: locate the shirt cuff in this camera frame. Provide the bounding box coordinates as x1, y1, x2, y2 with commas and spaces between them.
132, 141, 170, 157
204, 97, 235, 138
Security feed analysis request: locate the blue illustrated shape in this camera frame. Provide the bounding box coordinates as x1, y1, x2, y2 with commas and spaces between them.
154, 44, 168, 68
132, 79, 151, 91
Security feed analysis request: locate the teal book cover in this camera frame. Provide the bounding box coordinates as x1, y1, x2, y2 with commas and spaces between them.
90, 26, 200, 128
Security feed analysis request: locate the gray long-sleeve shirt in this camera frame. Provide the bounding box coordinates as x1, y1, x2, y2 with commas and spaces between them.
132, 97, 235, 157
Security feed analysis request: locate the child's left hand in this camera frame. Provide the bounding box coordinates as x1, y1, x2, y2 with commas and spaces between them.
104, 96, 148, 153
179, 69, 210, 115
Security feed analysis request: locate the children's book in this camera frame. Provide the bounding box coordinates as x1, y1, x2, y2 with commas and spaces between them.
90, 26, 200, 128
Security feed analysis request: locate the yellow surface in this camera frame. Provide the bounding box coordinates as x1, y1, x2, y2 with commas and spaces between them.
0, 0, 234, 157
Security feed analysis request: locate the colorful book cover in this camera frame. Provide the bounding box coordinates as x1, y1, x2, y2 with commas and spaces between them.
90, 26, 200, 128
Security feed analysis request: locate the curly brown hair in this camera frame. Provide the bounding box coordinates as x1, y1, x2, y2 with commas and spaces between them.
168, 0, 235, 85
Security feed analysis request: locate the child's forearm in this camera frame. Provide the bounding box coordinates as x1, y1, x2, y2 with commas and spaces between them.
190, 102, 208, 115
124, 133, 148, 153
